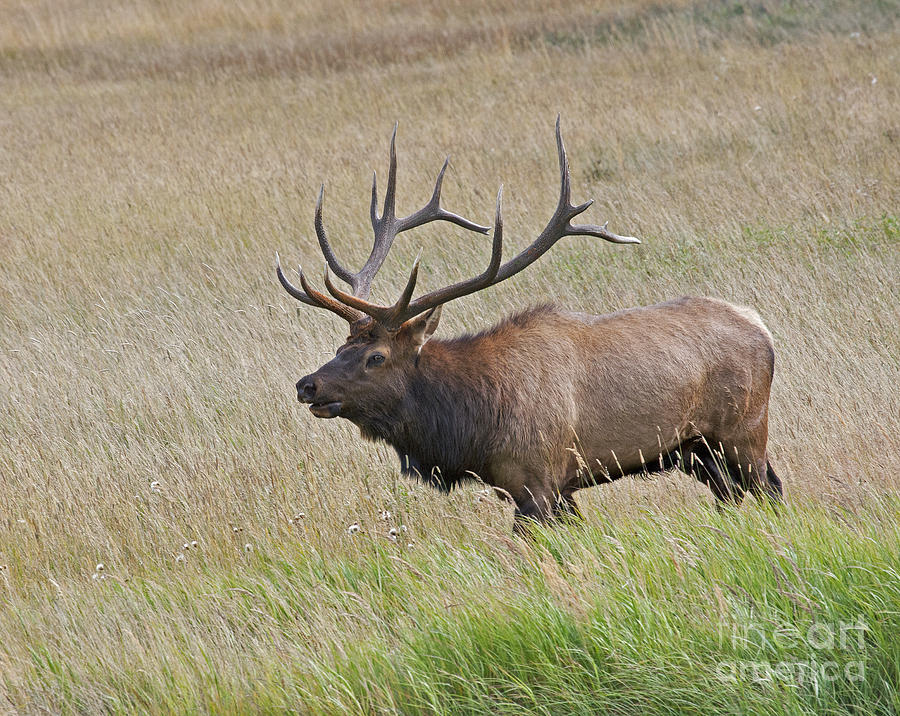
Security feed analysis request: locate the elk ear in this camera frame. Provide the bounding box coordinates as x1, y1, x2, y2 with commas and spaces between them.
403, 305, 442, 348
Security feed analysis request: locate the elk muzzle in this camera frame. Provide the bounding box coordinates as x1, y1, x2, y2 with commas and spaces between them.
296, 374, 342, 419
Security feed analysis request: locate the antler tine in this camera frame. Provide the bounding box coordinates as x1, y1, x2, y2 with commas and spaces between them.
382, 122, 399, 225
276, 252, 317, 307
275, 253, 362, 323
355, 123, 400, 298
396, 157, 492, 235
299, 266, 363, 323
314, 185, 357, 288
556, 114, 572, 209
491, 116, 640, 284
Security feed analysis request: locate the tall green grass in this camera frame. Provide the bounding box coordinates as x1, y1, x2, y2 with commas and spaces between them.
7, 501, 899, 714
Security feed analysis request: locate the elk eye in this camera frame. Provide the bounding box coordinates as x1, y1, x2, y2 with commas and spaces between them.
367, 353, 385, 367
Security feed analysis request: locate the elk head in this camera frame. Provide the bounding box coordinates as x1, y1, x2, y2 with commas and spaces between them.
276, 117, 639, 424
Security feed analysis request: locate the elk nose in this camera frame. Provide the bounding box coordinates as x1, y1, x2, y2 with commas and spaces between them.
297, 377, 317, 403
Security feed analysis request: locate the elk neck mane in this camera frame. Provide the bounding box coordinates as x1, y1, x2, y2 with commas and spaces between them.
358, 304, 561, 491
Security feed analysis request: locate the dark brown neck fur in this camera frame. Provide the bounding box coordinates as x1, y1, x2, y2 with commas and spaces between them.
356, 305, 560, 490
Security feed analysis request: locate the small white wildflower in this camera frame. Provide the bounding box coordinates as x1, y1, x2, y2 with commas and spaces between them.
388, 528, 399, 540
232, 526, 241, 533
150, 481, 161, 492
347, 523, 360, 535
95, 563, 105, 572
754, 105, 762, 111
91, 572, 99, 580
379, 510, 391, 521
407, 543, 414, 548
191, 540, 198, 549
400, 524, 408, 532
175, 553, 186, 563
244, 543, 253, 552
183, 543, 190, 551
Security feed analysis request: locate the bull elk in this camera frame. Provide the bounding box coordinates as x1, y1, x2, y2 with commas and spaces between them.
276, 118, 783, 532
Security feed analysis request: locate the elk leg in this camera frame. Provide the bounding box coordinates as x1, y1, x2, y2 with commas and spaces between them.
552, 491, 584, 522
718, 439, 780, 506
765, 460, 784, 500
745, 457, 783, 505
511, 488, 556, 536
685, 442, 745, 507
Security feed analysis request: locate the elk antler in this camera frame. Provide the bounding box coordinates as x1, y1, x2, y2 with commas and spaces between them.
276, 123, 491, 323
278, 117, 639, 328
308, 117, 639, 328
322, 188, 505, 326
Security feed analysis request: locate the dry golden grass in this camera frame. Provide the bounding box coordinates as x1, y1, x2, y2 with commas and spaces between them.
1, 0, 899, 711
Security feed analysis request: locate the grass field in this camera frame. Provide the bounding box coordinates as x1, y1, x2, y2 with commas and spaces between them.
1, 0, 899, 712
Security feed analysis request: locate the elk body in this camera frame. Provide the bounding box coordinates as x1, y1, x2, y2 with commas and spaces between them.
277, 120, 783, 531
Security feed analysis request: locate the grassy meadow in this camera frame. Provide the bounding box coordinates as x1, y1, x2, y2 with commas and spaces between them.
1, 0, 899, 712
